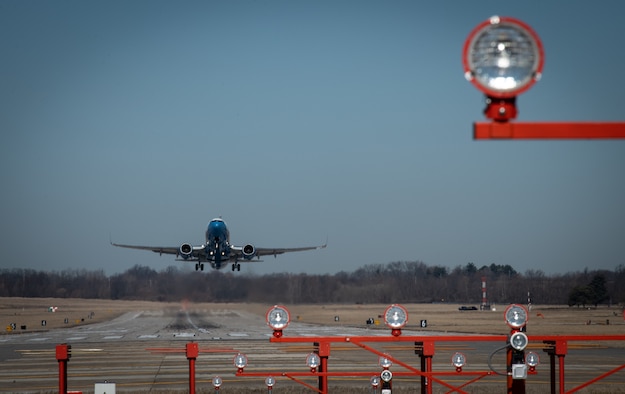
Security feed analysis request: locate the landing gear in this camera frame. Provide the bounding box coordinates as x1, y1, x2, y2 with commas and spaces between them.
195, 263, 205, 271
232, 263, 241, 271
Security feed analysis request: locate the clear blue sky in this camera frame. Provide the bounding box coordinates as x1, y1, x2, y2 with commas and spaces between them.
1, 1, 624, 277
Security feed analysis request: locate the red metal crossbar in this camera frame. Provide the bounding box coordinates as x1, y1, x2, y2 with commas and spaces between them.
474, 121, 625, 139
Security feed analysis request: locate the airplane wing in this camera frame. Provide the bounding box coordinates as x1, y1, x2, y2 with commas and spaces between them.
231, 242, 327, 260
256, 244, 327, 257
110, 242, 180, 256
111, 242, 207, 261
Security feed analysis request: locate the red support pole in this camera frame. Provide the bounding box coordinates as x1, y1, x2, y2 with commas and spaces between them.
189, 358, 196, 394
186, 342, 199, 394
549, 352, 556, 394
55, 344, 70, 394
319, 355, 328, 394
558, 354, 566, 394
420, 353, 426, 394
556, 340, 567, 394
315, 341, 330, 394
544, 339, 568, 394
415, 339, 435, 394
58, 358, 67, 394
507, 347, 513, 394
425, 356, 433, 394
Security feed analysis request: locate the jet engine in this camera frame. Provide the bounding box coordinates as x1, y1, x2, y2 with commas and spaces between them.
179, 243, 193, 259
242, 244, 256, 260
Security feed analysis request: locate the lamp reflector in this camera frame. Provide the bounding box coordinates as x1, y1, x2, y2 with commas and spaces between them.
463, 16, 544, 97
266, 305, 290, 330
384, 304, 408, 329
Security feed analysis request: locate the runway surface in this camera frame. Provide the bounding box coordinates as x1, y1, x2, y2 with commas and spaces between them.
1, 305, 623, 392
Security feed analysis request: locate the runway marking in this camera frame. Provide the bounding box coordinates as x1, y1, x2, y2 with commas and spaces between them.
16, 349, 55, 355
228, 332, 249, 337
103, 335, 123, 340
172, 333, 195, 338
27, 337, 49, 342
138, 335, 160, 339
66, 336, 87, 341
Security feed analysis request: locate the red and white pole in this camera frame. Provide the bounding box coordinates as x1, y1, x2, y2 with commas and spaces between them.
481, 276, 488, 310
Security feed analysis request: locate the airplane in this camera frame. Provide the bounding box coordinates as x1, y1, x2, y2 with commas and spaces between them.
111, 217, 326, 272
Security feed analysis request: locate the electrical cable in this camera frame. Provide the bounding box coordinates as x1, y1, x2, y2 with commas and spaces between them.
488, 344, 510, 376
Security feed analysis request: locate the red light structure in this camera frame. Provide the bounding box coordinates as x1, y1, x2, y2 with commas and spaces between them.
463, 16, 625, 139
383, 304, 408, 337
452, 352, 467, 373
212, 375, 223, 391
504, 304, 530, 393
236, 304, 625, 394
265, 376, 276, 391
266, 305, 290, 338
56, 343, 71, 394
186, 342, 199, 394
234, 352, 248, 374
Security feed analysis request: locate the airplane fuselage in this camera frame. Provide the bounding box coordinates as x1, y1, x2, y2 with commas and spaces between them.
205, 218, 231, 269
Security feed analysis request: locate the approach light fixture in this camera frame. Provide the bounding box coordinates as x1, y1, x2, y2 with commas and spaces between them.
233, 353, 248, 372
526, 351, 540, 371
212, 375, 223, 389
378, 355, 393, 369
384, 304, 408, 336
306, 352, 321, 372
463, 16, 543, 98
463, 16, 544, 121
510, 331, 529, 351
380, 369, 393, 383
265, 376, 276, 389
451, 352, 467, 372
370, 375, 380, 388
266, 305, 290, 337
504, 304, 529, 329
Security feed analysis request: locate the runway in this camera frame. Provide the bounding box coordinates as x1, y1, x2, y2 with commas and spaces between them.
1, 305, 623, 393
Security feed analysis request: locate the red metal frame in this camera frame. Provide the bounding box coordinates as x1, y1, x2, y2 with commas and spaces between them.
235, 334, 625, 394
56, 334, 625, 393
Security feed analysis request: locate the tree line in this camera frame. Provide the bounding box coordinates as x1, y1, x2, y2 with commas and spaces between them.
0, 262, 622, 307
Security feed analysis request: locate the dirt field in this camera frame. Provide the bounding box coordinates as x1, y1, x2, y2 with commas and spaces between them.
2, 297, 624, 337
